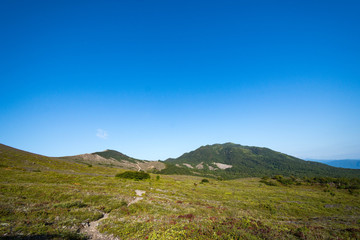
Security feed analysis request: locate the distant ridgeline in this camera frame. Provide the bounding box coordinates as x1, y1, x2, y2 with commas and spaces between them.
157, 143, 360, 179
309, 159, 360, 169
1, 142, 359, 180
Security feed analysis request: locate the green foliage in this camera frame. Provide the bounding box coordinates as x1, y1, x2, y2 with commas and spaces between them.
272, 175, 295, 185
116, 171, 150, 180
156, 163, 194, 176
262, 175, 360, 193
200, 178, 209, 183
304, 176, 360, 190
259, 179, 278, 186
163, 143, 360, 179
1, 143, 360, 240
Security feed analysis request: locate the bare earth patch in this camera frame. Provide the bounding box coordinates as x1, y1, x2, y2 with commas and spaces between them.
68, 154, 165, 171
183, 163, 193, 168
208, 165, 217, 170
138, 161, 166, 171
196, 162, 204, 169
213, 162, 233, 169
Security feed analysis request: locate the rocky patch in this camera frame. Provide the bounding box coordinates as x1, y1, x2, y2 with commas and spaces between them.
213, 162, 233, 169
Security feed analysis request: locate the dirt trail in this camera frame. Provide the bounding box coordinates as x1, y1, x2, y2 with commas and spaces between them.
81, 190, 145, 239
136, 163, 141, 171
80, 213, 118, 240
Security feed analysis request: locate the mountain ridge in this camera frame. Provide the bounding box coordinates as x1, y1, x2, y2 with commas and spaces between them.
62, 148, 165, 172
1, 142, 360, 179
160, 143, 360, 179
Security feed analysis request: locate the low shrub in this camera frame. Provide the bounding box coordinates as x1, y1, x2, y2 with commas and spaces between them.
200, 179, 209, 184
116, 171, 150, 180
259, 179, 278, 186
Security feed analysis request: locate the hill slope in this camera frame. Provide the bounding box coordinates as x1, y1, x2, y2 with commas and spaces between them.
0, 143, 104, 174
63, 149, 165, 171
2, 142, 359, 179
160, 143, 360, 179
2, 143, 360, 239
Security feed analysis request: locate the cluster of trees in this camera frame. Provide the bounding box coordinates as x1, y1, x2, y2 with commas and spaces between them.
156, 163, 194, 175
260, 175, 360, 192
303, 176, 360, 190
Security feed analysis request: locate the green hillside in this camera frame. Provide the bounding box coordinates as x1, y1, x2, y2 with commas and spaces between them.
161, 143, 360, 179
1, 143, 360, 239
0, 144, 116, 175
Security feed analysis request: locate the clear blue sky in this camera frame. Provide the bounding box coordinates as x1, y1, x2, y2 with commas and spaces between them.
1, 0, 360, 160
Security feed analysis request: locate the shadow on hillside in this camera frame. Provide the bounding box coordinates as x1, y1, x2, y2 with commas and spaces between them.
0, 234, 88, 240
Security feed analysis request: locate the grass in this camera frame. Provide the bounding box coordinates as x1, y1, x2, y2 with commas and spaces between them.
1, 145, 360, 239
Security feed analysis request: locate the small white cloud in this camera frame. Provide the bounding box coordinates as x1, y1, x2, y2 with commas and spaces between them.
96, 129, 108, 139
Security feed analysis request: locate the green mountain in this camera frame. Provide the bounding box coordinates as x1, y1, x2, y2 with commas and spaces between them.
0, 143, 114, 174
2, 142, 359, 179
2, 143, 360, 239
159, 143, 360, 179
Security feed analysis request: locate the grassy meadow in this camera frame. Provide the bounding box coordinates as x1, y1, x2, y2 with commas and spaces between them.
0, 145, 360, 239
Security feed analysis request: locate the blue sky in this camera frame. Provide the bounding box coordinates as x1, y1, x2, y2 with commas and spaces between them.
1, 0, 360, 160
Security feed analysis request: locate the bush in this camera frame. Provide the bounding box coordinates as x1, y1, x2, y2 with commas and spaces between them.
259, 179, 278, 186
271, 175, 297, 186
200, 179, 209, 184
261, 176, 269, 181
277, 178, 294, 186
116, 171, 150, 180
273, 175, 284, 181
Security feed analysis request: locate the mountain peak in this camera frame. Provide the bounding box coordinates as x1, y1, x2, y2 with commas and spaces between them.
161, 143, 360, 179
93, 149, 135, 162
